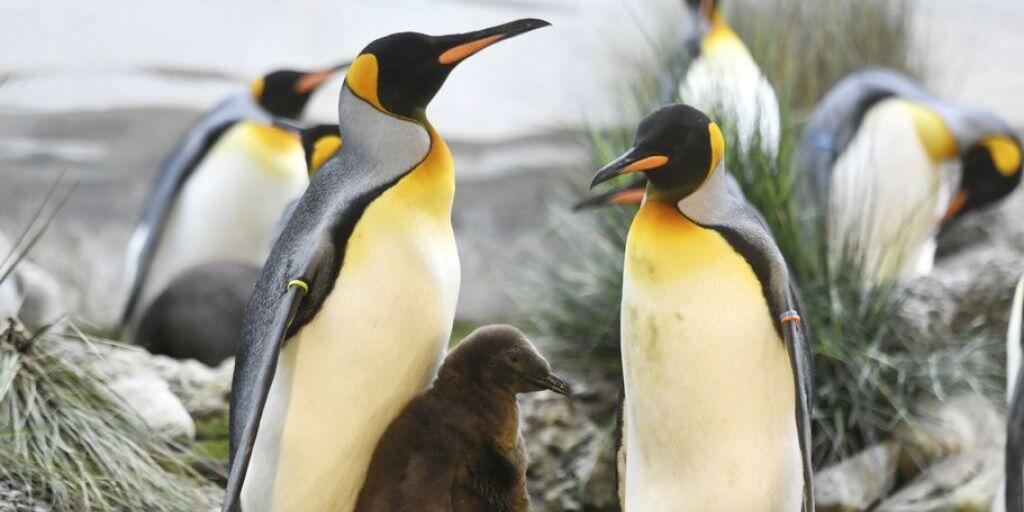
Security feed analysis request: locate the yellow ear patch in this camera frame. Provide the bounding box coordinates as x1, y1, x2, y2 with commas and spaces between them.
310, 135, 342, 177
251, 78, 265, 102
904, 101, 958, 162
345, 54, 384, 111
979, 135, 1022, 177
708, 122, 725, 174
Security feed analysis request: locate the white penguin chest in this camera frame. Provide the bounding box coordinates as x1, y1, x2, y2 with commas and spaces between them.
680, 28, 780, 154
243, 177, 461, 512
137, 122, 307, 313
620, 202, 801, 511
828, 98, 957, 281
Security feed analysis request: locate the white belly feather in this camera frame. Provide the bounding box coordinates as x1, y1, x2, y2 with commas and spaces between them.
828, 99, 957, 282
134, 123, 307, 317
621, 204, 800, 511
242, 186, 460, 511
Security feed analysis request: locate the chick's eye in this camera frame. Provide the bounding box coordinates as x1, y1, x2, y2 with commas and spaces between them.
509, 354, 521, 364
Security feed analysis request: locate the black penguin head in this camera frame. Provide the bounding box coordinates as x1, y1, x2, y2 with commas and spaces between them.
299, 124, 342, 177
684, 0, 719, 20
440, 325, 571, 397
944, 134, 1023, 222
343, 19, 550, 122
251, 64, 349, 119
590, 104, 724, 204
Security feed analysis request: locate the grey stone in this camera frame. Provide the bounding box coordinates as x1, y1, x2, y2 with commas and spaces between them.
875, 448, 1002, 512
902, 249, 1022, 341
895, 395, 1005, 476
0, 231, 66, 330
0, 480, 51, 512
518, 363, 623, 512
815, 442, 901, 512
108, 374, 195, 442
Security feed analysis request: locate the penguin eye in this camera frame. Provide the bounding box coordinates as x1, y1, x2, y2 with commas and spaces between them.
508, 354, 521, 365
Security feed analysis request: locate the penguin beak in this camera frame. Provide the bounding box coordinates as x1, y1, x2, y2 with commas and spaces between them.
294, 62, 351, 94
941, 189, 968, 223
526, 373, 572, 396
589, 149, 670, 188
438, 18, 551, 66
573, 178, 647, 211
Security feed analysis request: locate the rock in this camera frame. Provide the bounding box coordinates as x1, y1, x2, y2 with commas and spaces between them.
815, 441, 901, 512
874, 448, 1002, 512
903, 245, 1022, 339
65, 340, 233, 419
894, 395, 1005, 477
520, 389, 601, 512
145, 357, 234, 419
108, 374, 195, 442
518, 362, 623, 512
0, 231, 66, 330
12, 260, 65, 329
0, 480, 51, 512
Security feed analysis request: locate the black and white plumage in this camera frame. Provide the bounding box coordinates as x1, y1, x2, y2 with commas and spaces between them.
119, 67, 344, 337
798, 68, 1022, 281
591, 104, 814, 511
222, 20, 550, 512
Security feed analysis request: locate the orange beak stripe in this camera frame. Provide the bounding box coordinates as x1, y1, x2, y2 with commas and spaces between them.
608, 188, 645, 205
439, 34, 505, 65
622, 155, 669, 174
295, 70, 336, 94
942, 189, 968, 222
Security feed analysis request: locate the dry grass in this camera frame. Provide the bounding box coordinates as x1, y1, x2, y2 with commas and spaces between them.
0, 322, 208, 510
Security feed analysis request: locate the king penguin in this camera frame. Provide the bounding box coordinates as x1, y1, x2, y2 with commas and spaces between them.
578, 0, 778, 211
798, 68, 1022, 283
677, 0, 780, 155
300, 124, 342, 179
119, 64, 348, 336
222, 19, 550, 512
134, 126, 344, 365
590, 104, 814, 511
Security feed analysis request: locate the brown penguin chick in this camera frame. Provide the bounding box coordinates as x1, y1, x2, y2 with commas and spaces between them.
355, 324, 571, 512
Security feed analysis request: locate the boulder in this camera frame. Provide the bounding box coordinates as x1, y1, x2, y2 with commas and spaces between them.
875, 448, 1002, 512
815, 442, 901, 511
108, 374, 195, 442
894, 395, 1004, 477
0, 480, 50, 512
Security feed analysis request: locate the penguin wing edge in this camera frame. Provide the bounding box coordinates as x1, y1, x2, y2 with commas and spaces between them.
119, 119, 240, 333
220, 281, 305, 512
783, 303, 815, 512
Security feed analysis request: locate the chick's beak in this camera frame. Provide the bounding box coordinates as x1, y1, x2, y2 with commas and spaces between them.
438, 18, 551, 66
527, 373, 572, 396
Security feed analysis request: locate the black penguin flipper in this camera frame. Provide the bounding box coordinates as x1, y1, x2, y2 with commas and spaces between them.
782, 296, 815, 512
118, 118, 241, 334
221, 284, 305, 512
682, 177, 816, 511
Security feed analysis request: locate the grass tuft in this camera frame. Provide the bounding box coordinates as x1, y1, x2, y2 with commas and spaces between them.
0, 321, 208, 510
